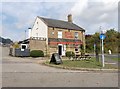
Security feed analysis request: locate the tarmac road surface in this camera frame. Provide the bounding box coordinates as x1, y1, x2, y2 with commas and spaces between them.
2, 47, 119, 87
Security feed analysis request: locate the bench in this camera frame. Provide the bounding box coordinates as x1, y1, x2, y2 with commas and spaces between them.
71, 54, 91, 61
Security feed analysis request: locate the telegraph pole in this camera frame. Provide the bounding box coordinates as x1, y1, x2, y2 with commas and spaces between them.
99, 26, 102, 57
94, 43, 96, 57
25, 30, 26, 40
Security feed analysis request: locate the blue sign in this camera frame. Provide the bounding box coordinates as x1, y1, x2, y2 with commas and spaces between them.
100, 34, 106, 40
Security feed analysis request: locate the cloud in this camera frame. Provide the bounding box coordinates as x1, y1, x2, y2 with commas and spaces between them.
70, 0, 88, 17
1, 0, 119, 41
1, 0, 80, 2
69, 0, 118, 34
2, 2, 42, 27
2, 2, 44, 41
2, 2, 75, 41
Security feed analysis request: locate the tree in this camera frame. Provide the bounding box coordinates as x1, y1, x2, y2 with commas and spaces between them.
85, 29, 119, 53
104, 29, 119, 53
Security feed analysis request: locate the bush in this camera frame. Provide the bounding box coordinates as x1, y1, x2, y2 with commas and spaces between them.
65, 51, 75, 58
13, 42, 20, 48
30, 50, 44, 57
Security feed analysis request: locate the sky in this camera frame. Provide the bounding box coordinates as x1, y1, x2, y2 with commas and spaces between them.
1, 0, 119, 41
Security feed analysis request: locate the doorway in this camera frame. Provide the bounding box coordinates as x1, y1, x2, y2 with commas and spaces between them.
58, 45, 62, 56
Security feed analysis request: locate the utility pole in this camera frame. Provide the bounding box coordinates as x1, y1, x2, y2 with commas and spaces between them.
94, 43, 96, 57
99, 26, 102, 56
25, 30, 26, 40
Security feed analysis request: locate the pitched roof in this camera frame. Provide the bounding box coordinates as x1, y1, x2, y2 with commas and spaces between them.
38, 16, 85, 31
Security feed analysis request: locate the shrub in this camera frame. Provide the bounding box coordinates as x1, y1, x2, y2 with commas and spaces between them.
13, 42, 20, 48
65, 51, 75, 58
30, 50, 44, 57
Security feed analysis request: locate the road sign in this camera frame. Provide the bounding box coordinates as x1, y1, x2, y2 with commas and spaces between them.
100, 34, 106, 40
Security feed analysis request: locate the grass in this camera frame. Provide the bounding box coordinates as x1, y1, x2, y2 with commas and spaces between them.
45, 58, 118, 69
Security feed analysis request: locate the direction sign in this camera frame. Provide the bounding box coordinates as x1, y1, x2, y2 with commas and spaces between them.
100, 34, 106, 40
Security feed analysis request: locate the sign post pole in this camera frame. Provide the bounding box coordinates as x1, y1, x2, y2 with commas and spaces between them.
101, 38, 105, 67
100, 34, 105, 67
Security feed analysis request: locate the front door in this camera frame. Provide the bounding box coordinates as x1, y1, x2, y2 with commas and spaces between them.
58, 45, 62, 56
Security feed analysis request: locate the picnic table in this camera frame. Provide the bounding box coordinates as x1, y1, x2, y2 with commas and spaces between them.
71, 54, 91, 61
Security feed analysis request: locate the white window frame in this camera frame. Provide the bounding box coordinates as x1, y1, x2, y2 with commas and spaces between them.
58, 31, 62, 38
75, 32, 78, 39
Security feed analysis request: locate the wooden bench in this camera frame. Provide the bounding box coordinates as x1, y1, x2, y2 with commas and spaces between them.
71, 54, 91, 61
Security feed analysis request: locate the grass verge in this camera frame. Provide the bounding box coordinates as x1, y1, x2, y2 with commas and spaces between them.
45, 58, 118, 69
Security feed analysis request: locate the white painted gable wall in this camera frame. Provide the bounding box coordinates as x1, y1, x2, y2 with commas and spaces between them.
31, 17, 48, 38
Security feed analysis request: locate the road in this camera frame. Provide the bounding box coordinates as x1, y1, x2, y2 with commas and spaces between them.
2, 47, 118, 87
91, 54, 118, 68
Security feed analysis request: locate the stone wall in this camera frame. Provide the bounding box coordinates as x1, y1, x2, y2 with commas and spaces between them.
29, 27, 85, 56
48, 27, 84, 41
48, 27, 85, 56
29, 39, 47, 55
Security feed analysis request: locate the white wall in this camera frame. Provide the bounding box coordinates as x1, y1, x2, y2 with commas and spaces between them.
28, 28, 31, 38
31, 17, 48, 38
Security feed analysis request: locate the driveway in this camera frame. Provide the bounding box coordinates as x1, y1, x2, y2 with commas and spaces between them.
2, 47, 118, 87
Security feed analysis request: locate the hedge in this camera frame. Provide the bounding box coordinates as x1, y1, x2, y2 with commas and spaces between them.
65, 51, 75, 58
30, 50, 44, 57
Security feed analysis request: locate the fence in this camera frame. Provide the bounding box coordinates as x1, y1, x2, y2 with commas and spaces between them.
9, 48, 30, 57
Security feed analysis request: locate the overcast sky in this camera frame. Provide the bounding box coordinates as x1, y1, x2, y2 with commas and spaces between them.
1, 0, 119, 41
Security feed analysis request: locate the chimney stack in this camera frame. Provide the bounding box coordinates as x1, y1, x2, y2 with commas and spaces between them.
28, 28, 32, 38
68, 14, 72, 23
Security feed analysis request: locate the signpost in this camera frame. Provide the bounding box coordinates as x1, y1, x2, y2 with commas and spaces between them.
94, 43, 96, 57
100, 34, 106, 67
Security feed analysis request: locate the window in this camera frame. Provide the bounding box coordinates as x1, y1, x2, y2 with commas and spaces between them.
58, 31, 62, 38
36, 33, 38, 37
22, 45, 26, 49
75, 32, 78, 39
51, 32, 54, 35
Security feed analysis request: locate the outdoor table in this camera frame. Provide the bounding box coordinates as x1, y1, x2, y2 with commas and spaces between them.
72, 54, 91, 61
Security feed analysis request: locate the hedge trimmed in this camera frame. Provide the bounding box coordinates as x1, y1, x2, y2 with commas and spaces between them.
30, 50, 44, 57
65, 51, 75, 58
